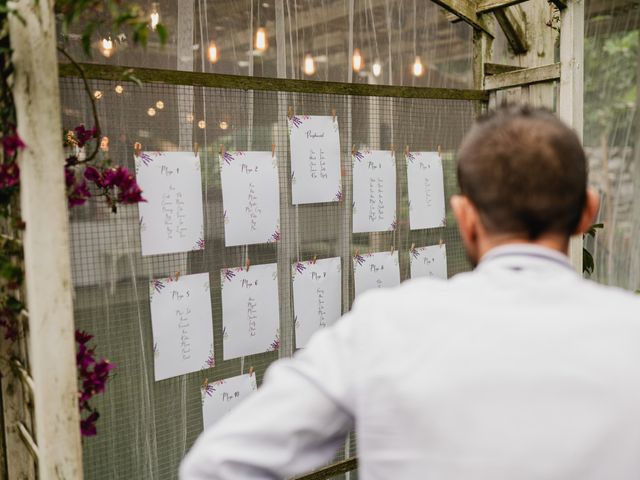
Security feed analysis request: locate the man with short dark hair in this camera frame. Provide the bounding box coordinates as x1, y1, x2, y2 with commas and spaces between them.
181, 106, 640, 480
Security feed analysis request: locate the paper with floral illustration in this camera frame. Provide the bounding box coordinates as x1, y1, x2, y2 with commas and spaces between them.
149, 272, 213, 382
352, 150, 397, 233
353, 251, 400, 297
201, 372, 258, 429
221, 263, 280, 360
220, 151, 280, 247
406, 151, 446, 230
135, 151, 205, 256
292, 257, 342, 348
410, 244, 448, 280
288, 115, 342, 205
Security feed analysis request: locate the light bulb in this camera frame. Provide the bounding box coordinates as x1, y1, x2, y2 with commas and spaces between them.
255, 27, 268, 52
156, 100, 164, 109
100, 137, 109, 151
147, 107, 156, 117
150, 3, 160, 31
219, 121, 229, 130
93, 90, 103, 100
352, 48, 363, 72
100, 37, 114, 58
115, 85, 124, 94
412, 56, 424, 77
198, 120, 206, 129
208, 41, 219, 63
372, 61, 382, 77
186, 113, 194, 123
303, 53, 316, 76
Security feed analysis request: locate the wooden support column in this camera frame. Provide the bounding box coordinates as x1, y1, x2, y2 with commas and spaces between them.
8, 0, 83, 478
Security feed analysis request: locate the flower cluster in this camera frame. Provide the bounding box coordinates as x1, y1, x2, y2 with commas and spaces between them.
1, 127, 25, 190
83, 165, 145, 212
76, 329, 115, 436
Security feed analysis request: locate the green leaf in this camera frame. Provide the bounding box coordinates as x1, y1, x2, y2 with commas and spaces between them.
583, 248, 595, 275
155, 23, 168, 45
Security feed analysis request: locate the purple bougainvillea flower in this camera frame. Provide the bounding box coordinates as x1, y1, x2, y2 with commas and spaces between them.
0, 162, 20, 189
2, 132, 26, 157
80, 411, 99, 436
73, 125, 98, 148
83, 166, 102, 185
76, 330, 94, 344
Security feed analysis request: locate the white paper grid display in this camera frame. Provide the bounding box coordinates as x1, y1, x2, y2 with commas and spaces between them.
410, 244, 448, 280
201, 373, 258, 429
288, 115, 342, 205
135, 151, 205, 256
221, 263, 280, 360
220, 151, 280, 246
149, 272, 214, 382
353, 251, 401, 297
352, 150, 397, 233
292, 257, 342, 348
406, 151, 446, 230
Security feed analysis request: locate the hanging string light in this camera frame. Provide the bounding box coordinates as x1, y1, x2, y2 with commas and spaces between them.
208, 41, 219, 63
303, 53, 316, 76
150, 3, 160, 31
114, 85, 124, 94
147, 107, 157, 117
412, 56, 424, 77
352, 48, 364, 72
198, 120, 206, 129
255, 27, 268, 52
99, 37, 114, 58
372, 60, 382, 78
155, 100, 164, 110
219, 121, 229, 130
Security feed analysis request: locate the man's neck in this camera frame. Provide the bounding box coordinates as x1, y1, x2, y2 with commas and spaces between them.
478, 234, 570, 260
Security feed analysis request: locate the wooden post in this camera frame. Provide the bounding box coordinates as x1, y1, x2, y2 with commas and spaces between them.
8, 0, 84, 477
558, 0, 585, 273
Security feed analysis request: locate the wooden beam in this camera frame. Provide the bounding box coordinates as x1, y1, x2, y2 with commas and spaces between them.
484, 63, 561, 90
430, 0, 494, 36
494, 8, 528, 54
477, 0, 530, 14
484, 62, 524, 75
549, 0, 568, 9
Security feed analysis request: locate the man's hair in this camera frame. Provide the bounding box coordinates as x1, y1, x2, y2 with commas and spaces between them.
456, 105, 588, 240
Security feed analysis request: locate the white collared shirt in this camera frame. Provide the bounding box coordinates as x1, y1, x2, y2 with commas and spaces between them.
181, 245, 640, 480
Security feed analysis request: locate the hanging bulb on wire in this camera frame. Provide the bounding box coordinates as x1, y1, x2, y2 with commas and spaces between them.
150, 3, 160, 31
255, 27, 268, 52
208, 41, 219, 63
412, 56, 424, 77
352, 48, 364, 72
100, 37, 114, 58
372, 60, 382, 77
303, 53, 316, 76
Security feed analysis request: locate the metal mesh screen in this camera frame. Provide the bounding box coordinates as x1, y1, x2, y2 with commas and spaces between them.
60, 75, 480, 479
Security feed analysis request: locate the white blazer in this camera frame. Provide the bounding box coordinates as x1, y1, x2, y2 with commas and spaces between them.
181, 245, 640, 479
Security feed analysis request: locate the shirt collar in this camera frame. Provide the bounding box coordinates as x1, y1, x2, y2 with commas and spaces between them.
479, 244, 576, 273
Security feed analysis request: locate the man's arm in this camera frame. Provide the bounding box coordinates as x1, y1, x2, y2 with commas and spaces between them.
179, 310, 359, 479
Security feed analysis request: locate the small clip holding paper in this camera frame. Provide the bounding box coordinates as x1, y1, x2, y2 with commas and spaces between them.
193, 142, 199, 157
219, 143, 225, 158
201, 377, 209, 390
410, 243, 415, 252
438, 145, 442, 157
354, 249, 360, 259
287, 106, 294, 120
248, 366, 254, 376
271, 143, 276, 158
390, 245, 395, 256
331, 108, 337, 122
173, 271, 181, 281
439, 237, 444, 246
390, 144, 395, 158
245, 256, 251, 272
312, 254, 317, 265
404, 145, 410, 157
134, 142, 142, 157
351, 145, 356, 156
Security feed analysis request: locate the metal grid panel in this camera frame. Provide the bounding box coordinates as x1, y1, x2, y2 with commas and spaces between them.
60, 76, 479, 479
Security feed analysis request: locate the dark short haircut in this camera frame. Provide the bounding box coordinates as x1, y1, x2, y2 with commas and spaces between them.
456, 105, 588, 240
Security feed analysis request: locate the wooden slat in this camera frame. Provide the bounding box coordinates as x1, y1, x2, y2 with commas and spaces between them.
484, 63, 560, 90
477, 0, 530, 14
484, 62, 524, 75
430, 0, 494, 36
494, 8, 528, 54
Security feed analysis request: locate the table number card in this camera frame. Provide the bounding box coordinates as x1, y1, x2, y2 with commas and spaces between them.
135, 151, 205, 256
220, 151, 280, 247
406, 151, 446, 230
288, 115, 342, 205
201, 372, 258, 429
353, 251, 400, 297
410, 244, 448, 280
149, 272, 214, 382
352, 150, 397, 233
221, 263, 280, 360
292, 257, 342, 348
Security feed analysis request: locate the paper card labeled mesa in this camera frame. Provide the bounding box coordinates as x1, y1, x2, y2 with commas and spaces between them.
149, 272, 214, 382
353, 251, 400, 297
292, 257, 342, 348
288, 115, 342, 205
135, 151, 205, 256
352, 150, 397, 233
406, 151, 446, 230
220, 151, 280, 247
410, 244, 448, 280
221, 263, 280, 360
201, 372, 258, 429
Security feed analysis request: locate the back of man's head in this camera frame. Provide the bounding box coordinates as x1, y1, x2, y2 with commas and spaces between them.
456, 106, 587, 240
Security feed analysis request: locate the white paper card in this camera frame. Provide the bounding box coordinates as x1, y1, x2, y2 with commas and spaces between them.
149, 272, 214, 382
353, 251, 400, 297
410, 244, 448, 280
220, 151, 280, 246
292, 257, 342, 348
288, 115, 342, 205
221, 263, 280, 360
201, 373, 258, 429
352, 150, 397, 233
135, 151, 205, 256
406, 151, 446, 230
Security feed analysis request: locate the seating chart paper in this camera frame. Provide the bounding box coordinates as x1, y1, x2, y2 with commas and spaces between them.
288, 115, 342, 205
135, 151, 205, 256
220, 151, 280, 247
221, 263, 280, 360
292, 257, 342, 348
201, 373, 258, 429
352, 150, 397, 233
353, 251, 400, 297
406, 151, 446, 230
149, 272, 214, 382
410, 244, 448, 280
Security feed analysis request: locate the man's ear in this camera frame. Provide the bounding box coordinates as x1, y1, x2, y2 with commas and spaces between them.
574, 188, 601, 235
451, 195, 477, 243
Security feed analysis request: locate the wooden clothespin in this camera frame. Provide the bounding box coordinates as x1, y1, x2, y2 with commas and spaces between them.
390, 144, 395, 157
354, 249, 360, 258
410, 243, 415, 252
219, 143, 225, 158
312, 254, 317, 264
287, 106, 294, 120
271, 143, 276, 158
404, 145, 410, 156
175, 271, 181, 281
390, 245, 395, 255
134, 142, 142, 157
331, 108, 337, 122
193, 142, 199, 157
201, 377, 209, 390
438, 145, 442, 157
245, 256, 251, 272
439, 237, 444, 246
351, 145, 356, 156
248, 366, 254, 376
